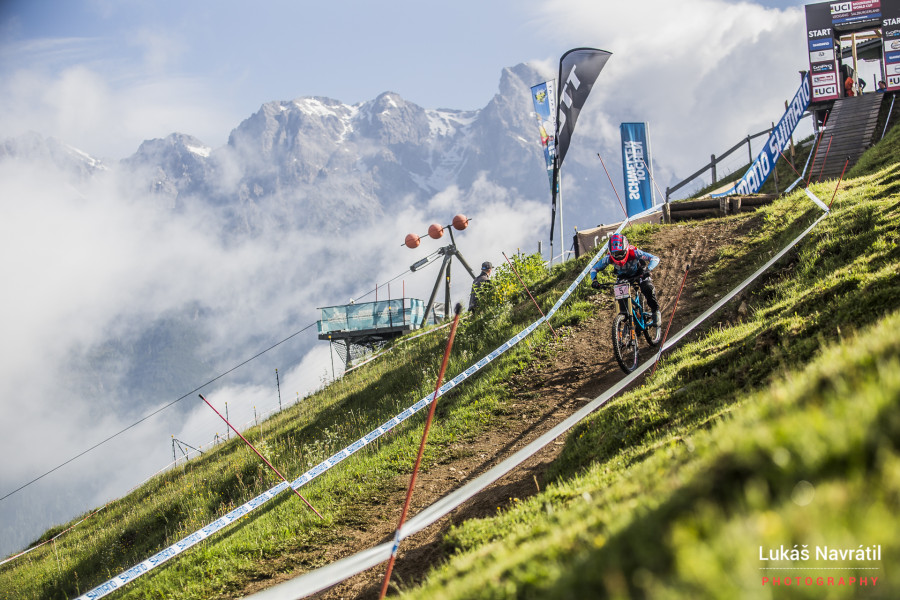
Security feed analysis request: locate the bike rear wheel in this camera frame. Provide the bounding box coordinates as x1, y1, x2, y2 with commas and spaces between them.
612, 313, 639, 373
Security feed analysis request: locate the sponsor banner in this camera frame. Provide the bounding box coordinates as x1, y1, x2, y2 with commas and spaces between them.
883, 1, 900, 90
811, 72, 837, 85
713, 77, 811, 198
619, 122, 655, 216
830, 0, 882, 25
810, 48, 836, 62
530, 81, 557, 192
813, 83, 840, 99
808, 37, 833, 51
806, 2, 838, 101
556, 48, 612, 166
551, 47, 612, 246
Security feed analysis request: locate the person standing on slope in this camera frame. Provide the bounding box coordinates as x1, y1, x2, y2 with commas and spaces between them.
589, 233, 661, 325
468, 261, 493, 312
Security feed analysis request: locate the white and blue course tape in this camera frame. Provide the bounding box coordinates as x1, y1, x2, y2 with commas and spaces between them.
246, 193, 830, 600
74, 225, 624, 600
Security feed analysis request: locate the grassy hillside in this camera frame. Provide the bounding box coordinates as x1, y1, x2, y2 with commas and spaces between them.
405, 139, 900, 597
0, 250, 591, 599
2, 126, 898, 599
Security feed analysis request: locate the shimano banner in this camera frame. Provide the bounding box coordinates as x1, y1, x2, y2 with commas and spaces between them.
531, 81, 557, 191
712, 77, 811, 198
620, 123, 655, 215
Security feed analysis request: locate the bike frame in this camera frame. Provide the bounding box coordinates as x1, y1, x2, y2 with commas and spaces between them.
616, 280, 649, 333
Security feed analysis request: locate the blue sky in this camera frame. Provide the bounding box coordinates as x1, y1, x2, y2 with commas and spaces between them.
2, 0, 811, 158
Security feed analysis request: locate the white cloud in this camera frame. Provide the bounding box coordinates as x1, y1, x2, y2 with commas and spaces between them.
0, 37, 237, 158
534, 0, 814, 190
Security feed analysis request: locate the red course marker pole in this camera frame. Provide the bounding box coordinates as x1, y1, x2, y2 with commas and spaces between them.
828, 157, 851, 211
379, 303, 464, 599
806, 111, 829, 188
198, 393, 323, 520
651, 265, 690, 377
502, 251, 557, 339
597, 153, 630, 219
816, 135, 834, 183
778, 149, 803, 180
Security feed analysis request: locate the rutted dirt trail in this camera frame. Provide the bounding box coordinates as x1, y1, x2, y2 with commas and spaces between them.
238, 218, 752, 600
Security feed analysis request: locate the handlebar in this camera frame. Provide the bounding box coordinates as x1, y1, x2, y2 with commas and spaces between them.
592, 273, 646, 288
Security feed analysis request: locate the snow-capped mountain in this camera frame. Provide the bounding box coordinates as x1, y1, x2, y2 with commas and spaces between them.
0, 131, 108, 181
115, 63, 589, 233
2, 62, 616, 236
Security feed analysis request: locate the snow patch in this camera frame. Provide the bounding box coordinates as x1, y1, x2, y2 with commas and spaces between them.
64, 143, 107, 169
294, 98, 339, 118
186, 145, 211, 158
425, 109, 476, 138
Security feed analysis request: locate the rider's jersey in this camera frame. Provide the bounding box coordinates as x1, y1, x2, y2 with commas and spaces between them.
590, 247, 660, 281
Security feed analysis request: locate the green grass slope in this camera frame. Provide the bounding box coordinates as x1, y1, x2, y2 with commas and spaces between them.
2, 128, 897, 600
0, 252, 593, 599
404, 151, 900, 596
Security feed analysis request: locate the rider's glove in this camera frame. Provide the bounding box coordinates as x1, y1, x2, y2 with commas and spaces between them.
591, 280, 601, 289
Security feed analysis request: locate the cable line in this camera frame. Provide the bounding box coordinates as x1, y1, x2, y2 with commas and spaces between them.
0, 321, 317, 503
0, 261, 432, 504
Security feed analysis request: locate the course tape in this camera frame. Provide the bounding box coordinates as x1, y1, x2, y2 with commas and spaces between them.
74, 192, 818, 598
245, 197, 829, 600
74, 220, 632, 599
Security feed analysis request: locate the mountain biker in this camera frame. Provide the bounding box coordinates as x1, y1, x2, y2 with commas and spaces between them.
590, 233, 661, 325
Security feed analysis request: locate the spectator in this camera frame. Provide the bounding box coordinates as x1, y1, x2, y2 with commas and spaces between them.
844, 76, 855, 97
468, 261, 493, 311
877, 80, 887, 93
858, 77, 867, 93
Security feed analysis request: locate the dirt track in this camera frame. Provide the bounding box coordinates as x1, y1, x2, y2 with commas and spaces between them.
237, 217, 753, 600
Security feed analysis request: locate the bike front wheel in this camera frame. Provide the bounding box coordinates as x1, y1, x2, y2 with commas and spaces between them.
612, 313, 639, 373
643, 312, 662, 347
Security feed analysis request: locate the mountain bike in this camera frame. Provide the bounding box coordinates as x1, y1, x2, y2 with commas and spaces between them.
599, 275, 662, 373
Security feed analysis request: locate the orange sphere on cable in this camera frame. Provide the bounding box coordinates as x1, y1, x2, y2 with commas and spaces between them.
404, 233, 421, 249
428, 223, 444, 239
452, 214, 469, 230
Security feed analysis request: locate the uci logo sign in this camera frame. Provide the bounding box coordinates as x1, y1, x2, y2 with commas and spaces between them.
831, 2, 852, 14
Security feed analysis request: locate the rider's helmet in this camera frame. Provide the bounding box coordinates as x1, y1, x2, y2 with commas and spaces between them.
608, 233, 630, 266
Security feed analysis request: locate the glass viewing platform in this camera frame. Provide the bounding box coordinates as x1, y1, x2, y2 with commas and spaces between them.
317, 298, 430, 341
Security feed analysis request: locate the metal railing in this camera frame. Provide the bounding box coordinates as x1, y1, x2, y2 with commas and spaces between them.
665, 110, 813, 202
665, 127, 774, 201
